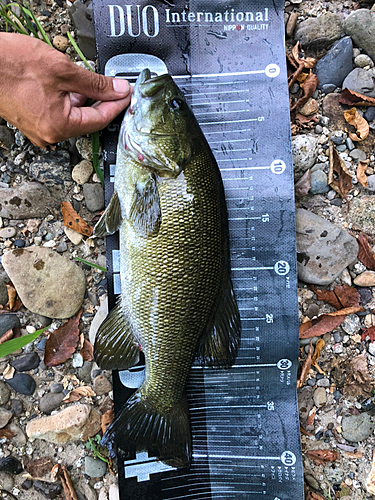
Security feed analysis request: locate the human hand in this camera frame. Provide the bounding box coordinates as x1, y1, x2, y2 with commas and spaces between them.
0, 33, 132, 148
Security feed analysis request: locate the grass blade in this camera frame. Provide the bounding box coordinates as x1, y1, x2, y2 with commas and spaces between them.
22, 3, 52, 46
91, 131, 103, 185
67, 31, 93, 71
74, 257, 106, 272
0, 327, 47, 358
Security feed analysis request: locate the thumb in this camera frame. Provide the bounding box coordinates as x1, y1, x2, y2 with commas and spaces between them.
60, 62, 130, 101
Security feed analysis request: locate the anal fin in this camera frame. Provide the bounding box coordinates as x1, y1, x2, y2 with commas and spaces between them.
197, 275, 241, 368
94, 297, 139, 370
94, 190, 122, 237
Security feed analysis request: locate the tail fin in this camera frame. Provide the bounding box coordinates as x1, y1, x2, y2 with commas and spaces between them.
101, 391, 191, 468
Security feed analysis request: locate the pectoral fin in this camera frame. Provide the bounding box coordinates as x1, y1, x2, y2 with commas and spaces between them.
94, 190, 122, 237
94, 297, 139, 370
197, 275, 241, 368
129, 173, 161, 238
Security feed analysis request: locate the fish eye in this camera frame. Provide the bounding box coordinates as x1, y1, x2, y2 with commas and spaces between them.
169, 98, 184, 111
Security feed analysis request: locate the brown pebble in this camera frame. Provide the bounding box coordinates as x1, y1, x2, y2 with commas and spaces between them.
353, 271, 375, 287
286, 12, 299, 37
299, 98, 319, 117
53, 35, 69, 52
93, 375, 112, 396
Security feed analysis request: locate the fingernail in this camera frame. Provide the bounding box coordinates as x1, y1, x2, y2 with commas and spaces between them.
113, 79, 130, 94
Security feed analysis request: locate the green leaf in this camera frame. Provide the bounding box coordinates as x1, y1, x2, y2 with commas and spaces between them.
74, 257, 106, 272
0, 327, 47, 358
91, 131, 103, 186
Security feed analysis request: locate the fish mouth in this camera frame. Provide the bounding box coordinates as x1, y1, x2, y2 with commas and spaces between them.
135, 69, 173, 97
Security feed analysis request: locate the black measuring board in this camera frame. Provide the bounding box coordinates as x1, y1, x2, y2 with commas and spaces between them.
92, 0, 304, 499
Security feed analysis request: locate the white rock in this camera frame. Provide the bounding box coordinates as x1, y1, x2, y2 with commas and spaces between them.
109, 484, 120, 500
89, 296, 108, 345
64, 227, 84, 245
292, 134, 319, 172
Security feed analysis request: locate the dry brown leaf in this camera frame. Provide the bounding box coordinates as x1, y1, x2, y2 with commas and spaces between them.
340, 88, 375, 107
311, 338, 325, 368
295, 169, 311, 198
0, 427, 16, 439
44, 310, 82, 367
344, 107, 369, 141
311, 286, 341, 309
61, 201, 93, 237
62, 385, 96, 403
328, 142, 353, 201
299, 314, 345, 339
5, 283, 22, 311
334, 284, 361, 308
290, 73, 319, 112
357, 233, 375, 271
0, 328, 14, 345
27, 457, 54, 479
325, 305, 364, 316
80, 338, 94, 362
291, 41, 317, 69
101, 409, 114, 435
361, 325, 375, 342
51, 464, 79, 500
357, 160, 369, 188
297, 340, 313, 389
307, 449, 339, 466
306, 410, 316, 427
344, 351, 373, 396
307, 491, 326, 500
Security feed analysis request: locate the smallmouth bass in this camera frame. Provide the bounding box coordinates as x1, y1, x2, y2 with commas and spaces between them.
94, 69, 240, 467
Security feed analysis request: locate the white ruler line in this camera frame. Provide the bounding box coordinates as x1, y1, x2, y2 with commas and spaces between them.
185, 89, 248, 97
192, 99, 248, 106
195, 109, 249, 117
232, 266, 273, 271
204, 128, 253, 135
193, 453, 281, 461
201, 118, 258, 125
220, 165, 268, 170
209, 138, 249, 144
217, 158, 251, 163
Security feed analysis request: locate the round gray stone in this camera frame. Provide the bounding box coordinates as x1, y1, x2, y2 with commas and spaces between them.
349, 196, 375, 236
296, 209, 358, 285
342, 68, 375, 97
355, 54, 374, 68
294, 12, 342, 50
0, 408, 12, 429
0, 314, 20, 338
313, 387, 327, 407
84, 456, 107, 478
366, 175, 375, 192
341, 413, 373, 442
343, 9, 375, 65
292, 134, 319, 174
0, 472, 14, 490
349, 148, 367, 161
316, 36, 353, 88
0, 227, 16, 239
0, 382, 10, 405
341, 314, 361, 335
83, 184, 105, 213
38, 393, 65, 414
2, 246, 86, 319
310, 170, 329, 194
